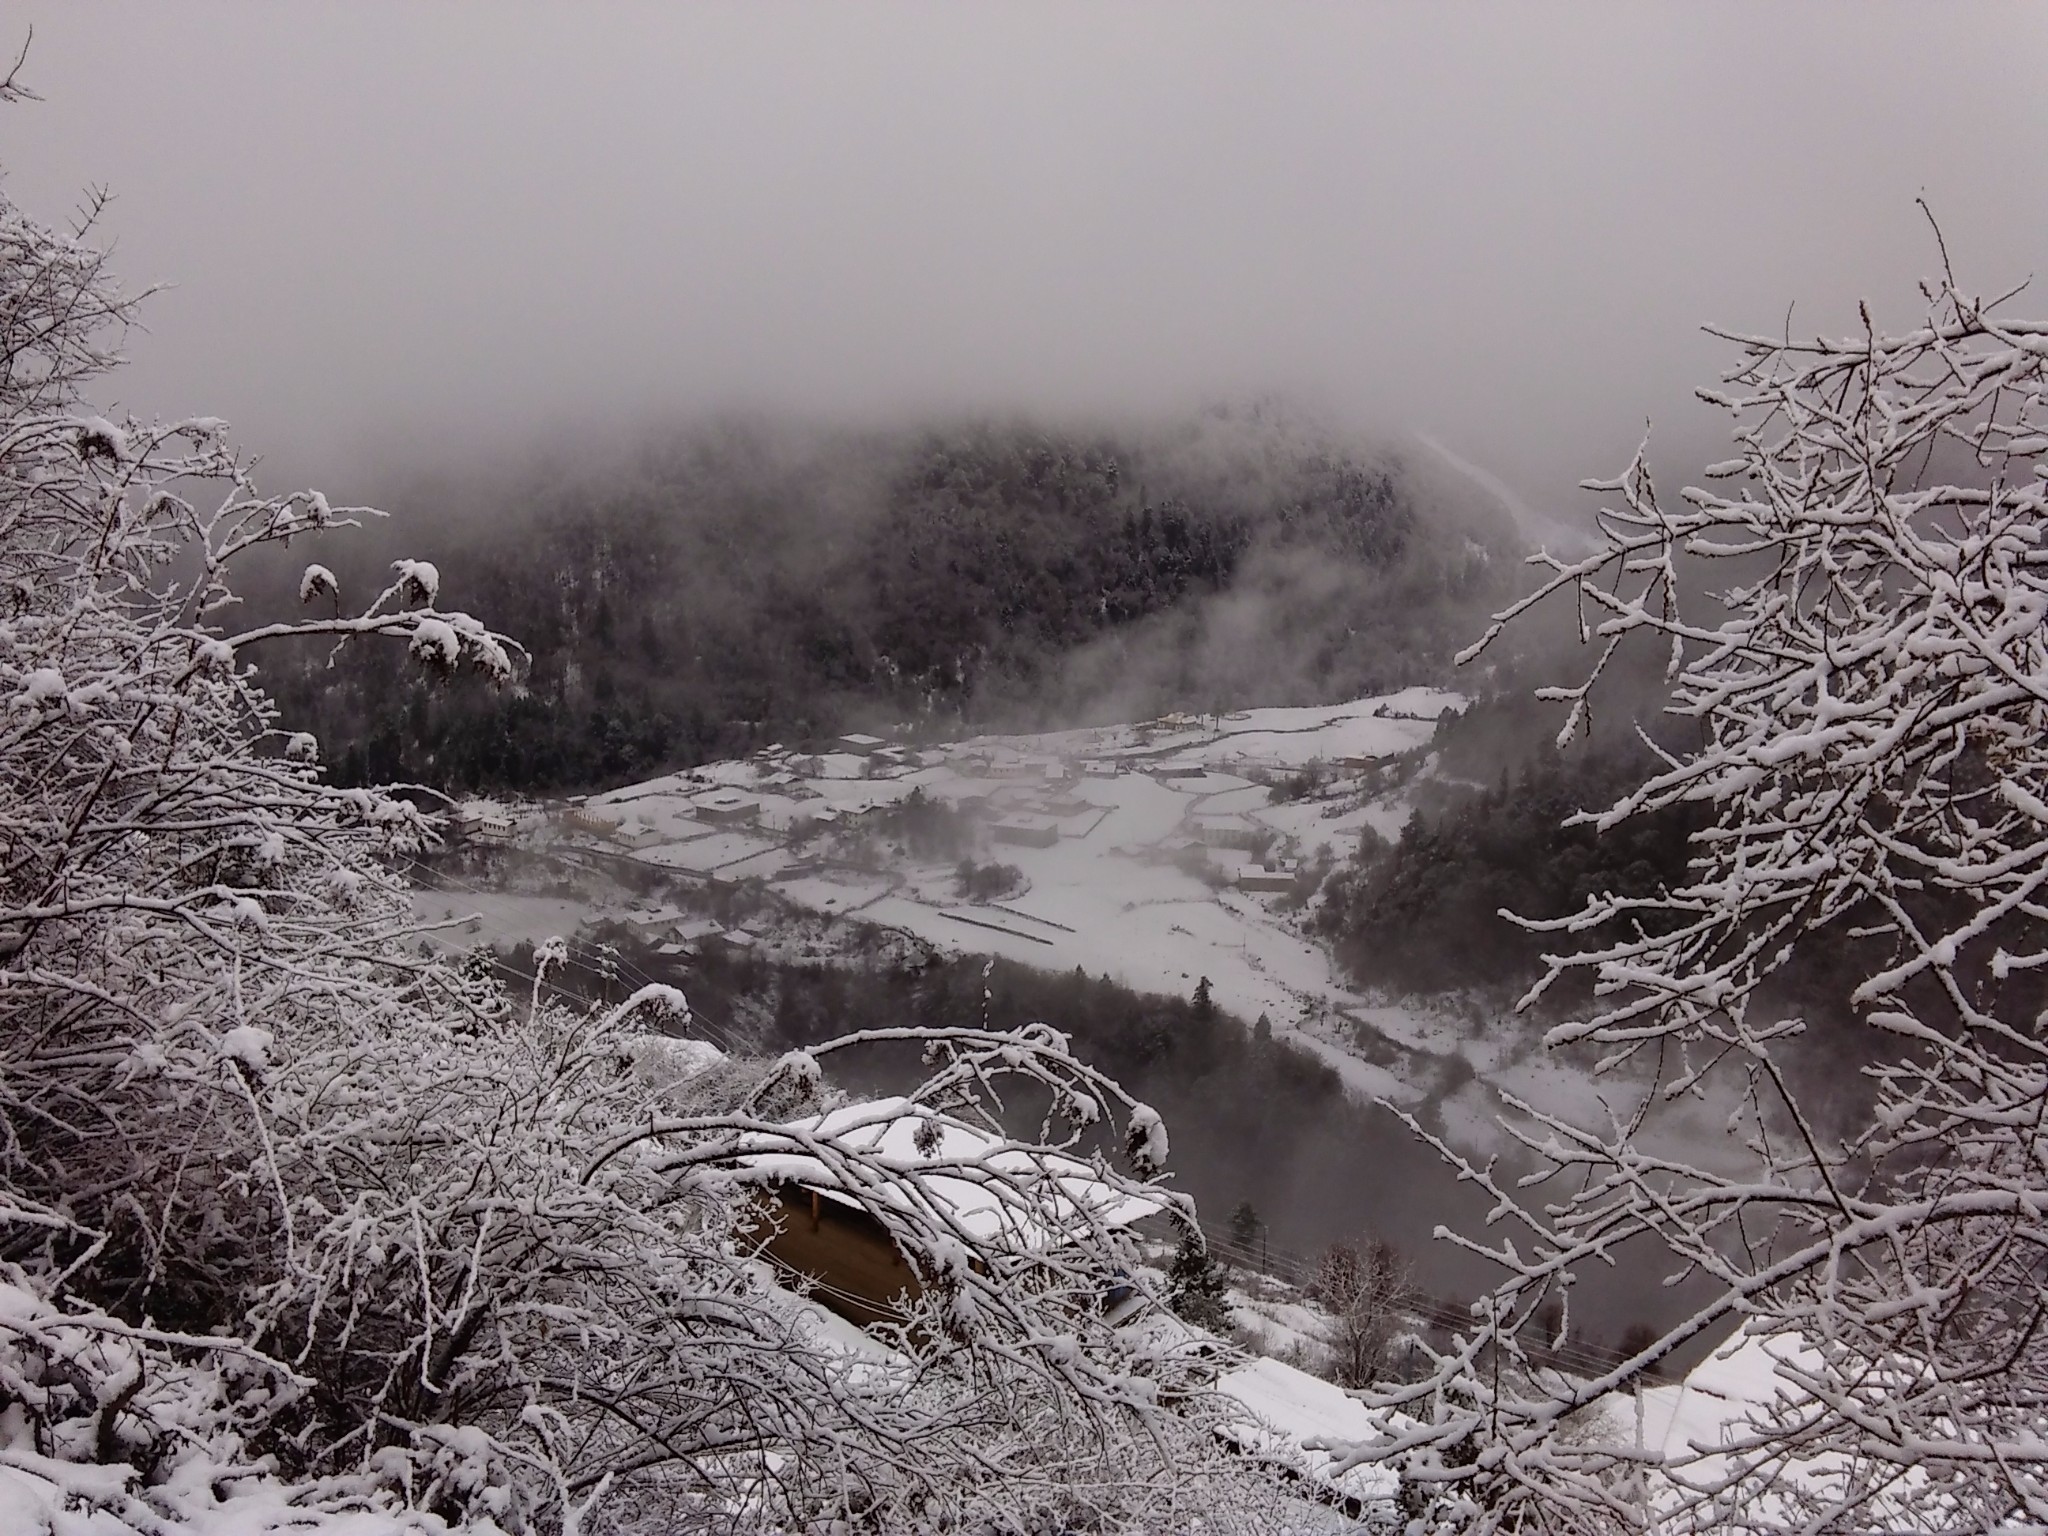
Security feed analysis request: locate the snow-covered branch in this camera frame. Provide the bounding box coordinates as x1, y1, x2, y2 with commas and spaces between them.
1335, 273, 2048, 1532
0, 158, 1289, 1532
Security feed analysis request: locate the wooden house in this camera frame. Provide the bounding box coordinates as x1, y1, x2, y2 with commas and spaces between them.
734, 1097, 1163, 1330
750, 1181, 930, 1329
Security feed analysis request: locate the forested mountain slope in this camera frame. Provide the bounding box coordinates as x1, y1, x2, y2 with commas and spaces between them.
257, 404, 1521, 791
1314, 694, 1701, 998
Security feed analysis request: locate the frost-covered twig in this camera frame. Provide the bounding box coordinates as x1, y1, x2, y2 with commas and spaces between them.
1332, 270, 2048, 1534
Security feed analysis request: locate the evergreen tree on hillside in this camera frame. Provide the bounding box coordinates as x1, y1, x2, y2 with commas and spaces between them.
257, 408, 1518, 795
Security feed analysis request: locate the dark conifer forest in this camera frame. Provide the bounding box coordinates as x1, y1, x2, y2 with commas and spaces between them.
255, 406, 1521, 792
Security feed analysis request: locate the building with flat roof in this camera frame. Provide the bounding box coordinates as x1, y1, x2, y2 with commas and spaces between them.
561, 805, 621, 839
991, 815, 1060, 848
455, 800, 516, 843
693, 791, 760, 825
1236, 867, 1297, 893
623, 904, 687, 931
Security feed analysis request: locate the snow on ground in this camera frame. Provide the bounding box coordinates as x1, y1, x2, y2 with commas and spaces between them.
413, 891, 589, 950
544, 686, 1760, 1168
771, 870, 898, 913
562, 695, 1455, 1095
1214, 1354, 1401, 1509
1230, 1296, 1335, 1363
1256, 792, 1408, 853
1600, 1323, 1933, 1531
802, 775, 923, 810
1628, 1326, 1815, 1465
639, 831, 788, 874
1199, 686, 1458, 771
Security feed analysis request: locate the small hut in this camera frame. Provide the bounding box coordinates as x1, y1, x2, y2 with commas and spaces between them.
733, 1098, 1163, 1329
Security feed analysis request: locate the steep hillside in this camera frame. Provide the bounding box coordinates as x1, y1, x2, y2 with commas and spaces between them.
257, 404, 1521, 792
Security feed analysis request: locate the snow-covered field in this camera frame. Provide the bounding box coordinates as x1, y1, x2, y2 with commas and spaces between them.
544, 686, 1745, 1165
569, 691, 1449, 1089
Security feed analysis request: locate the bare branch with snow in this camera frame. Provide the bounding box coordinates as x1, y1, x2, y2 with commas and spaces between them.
1337, 271, 2048, 1534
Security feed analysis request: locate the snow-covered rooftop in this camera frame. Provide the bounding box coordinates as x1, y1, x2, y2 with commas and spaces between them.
731, 1096, 1166, 1249
695, 790, 757, 809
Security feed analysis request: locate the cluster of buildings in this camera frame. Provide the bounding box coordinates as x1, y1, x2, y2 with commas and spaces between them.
771, 732, 937, 779
533, 720, 1317, 929
617, 904, 763, 960
552, 732, 1311, 898
452, 799, 537, 844
941, 751, 1104, 849
558, 787, 767, 849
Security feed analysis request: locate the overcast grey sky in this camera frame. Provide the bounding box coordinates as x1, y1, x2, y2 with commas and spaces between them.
7, 3, 2045, 516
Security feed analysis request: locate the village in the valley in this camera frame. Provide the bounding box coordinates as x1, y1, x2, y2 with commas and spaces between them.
427, 684, 1674, 1153
11, 11, 2001, 1527
432, 690, 1473, 1091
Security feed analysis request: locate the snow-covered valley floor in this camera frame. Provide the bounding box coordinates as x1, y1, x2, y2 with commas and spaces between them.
466, 686, 1755, 1172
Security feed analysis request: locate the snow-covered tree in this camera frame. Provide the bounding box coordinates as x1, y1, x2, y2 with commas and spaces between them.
1228, 1197, 1264, 1256
0, 123, 1286, 1533
1335, 253, 2048, 1532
